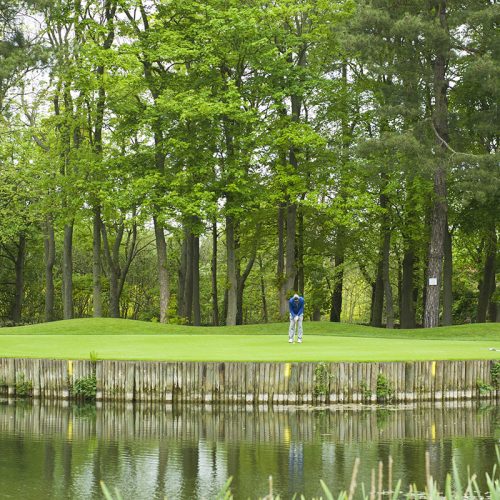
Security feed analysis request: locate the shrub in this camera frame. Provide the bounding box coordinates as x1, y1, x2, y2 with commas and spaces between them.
72, 375, 97, 400
376, 373, 393, 402
15, 374, 33, 397
314, 362, 332, 396
491, 362, 500, 389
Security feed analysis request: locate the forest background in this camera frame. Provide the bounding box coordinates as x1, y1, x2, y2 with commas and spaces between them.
0, 0, 498, 329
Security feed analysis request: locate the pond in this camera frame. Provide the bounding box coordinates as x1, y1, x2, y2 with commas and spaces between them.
0, 399, 498, 499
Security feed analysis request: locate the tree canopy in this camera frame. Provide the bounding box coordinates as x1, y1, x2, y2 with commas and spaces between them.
0, 0, 498, 327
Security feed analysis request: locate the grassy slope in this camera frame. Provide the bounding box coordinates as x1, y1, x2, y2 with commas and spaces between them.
0, 318, 498, 362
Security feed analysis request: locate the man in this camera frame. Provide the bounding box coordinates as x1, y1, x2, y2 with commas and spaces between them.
288, 293, 304, 343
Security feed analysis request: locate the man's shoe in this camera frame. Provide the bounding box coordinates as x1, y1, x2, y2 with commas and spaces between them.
297, 339, 302, 343
289, 339, 294, 343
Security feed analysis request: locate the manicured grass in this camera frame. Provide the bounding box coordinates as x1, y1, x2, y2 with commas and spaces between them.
0, 318, 498, 362
1, 317, 499, 340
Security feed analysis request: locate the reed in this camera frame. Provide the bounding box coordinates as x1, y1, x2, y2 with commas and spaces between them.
99, 447, 500, 499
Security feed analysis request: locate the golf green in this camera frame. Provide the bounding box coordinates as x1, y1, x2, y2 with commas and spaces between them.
0, 318, 498, 362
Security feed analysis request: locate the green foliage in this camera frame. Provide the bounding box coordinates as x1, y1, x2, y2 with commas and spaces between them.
15, 373, 33, 397
100, 481, 123, 500
100, 447, 500, 499
476, 379, 494, 396
0, 0, 498, 329
491, 362, 500, 389
314, 362, 333, 396
376, 373, 393, 402
359, 380, 372, 400
72, 375, 97, 401
214, 477, 233, 500
72, 402, 97, 419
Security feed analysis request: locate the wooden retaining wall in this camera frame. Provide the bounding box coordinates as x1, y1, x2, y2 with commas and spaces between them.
0, 399, 496, 444
0, 359, 498, 404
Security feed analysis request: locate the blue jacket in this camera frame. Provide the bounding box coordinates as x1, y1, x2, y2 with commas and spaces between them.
289, 296, 304, 316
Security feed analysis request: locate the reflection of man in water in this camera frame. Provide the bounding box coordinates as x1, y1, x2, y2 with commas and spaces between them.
288, 442, 304, 482
288, 413, 304, 496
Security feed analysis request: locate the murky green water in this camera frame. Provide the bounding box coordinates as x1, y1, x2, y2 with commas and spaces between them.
0, 399, 498, 499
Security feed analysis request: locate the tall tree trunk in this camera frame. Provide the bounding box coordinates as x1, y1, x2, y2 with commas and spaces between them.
236, 231, 258, 325
91, 3, 116, 317
153, 199, 169, 322
382, 228, 394, 329
442, 225, 453, 325
109, 268, 120, 318
236, 284, 244, 325
421, 210, 430, 326
10, 233, 26, 324
181, 227, 194, 323
178, 233, 187, 317
56, 83, 74, 321
371, 249, 384, 327
424, 171, 447, 327
44, 217, 56, 322
358, 261, 376, 325
296, 206, 304, 295
223, 288, 228, 326
153, 217, 169, 323
62, 223, 74, 320
102, 224, 123, 318
284, 83, 301, 300
225, 215, 238, 326
312, 307, 321, 321
192, 234, 200, 326
259, 256, 268, 323
496, 303, 500, 323
488, 280, 498, 322
134, 23, 170, 324
285, 87, 300, 298
424, 0, 449, 328
330, 229, 345, 322
330, 63, 352, 324
400, 246, 416, 329
477, 224, 497, 323
101, 221, 137, 319
371, 187, 390, 328
211, 220, 219, 326
277, 203, 287, 318
379, 186, 394, 329
92, 207, 102, 317
285, 201, 297, 296
118, 224, 137, 316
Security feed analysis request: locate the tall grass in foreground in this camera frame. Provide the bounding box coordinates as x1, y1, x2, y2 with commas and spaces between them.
100, 447, 500, 500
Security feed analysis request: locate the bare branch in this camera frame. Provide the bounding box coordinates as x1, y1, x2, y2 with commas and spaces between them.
430, 120, 484, 159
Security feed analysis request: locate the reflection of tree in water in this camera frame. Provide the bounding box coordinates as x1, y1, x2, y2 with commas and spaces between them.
0, 401, 497, 498
71, 402, 96, 419
375, 408, 390, 429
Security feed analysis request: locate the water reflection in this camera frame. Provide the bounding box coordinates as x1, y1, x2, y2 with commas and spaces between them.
0, 400, 498, 499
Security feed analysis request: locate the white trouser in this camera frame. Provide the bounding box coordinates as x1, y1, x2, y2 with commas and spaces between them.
289, 314, 303, 341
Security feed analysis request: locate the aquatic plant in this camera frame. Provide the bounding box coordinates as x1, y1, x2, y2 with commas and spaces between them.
491, 361, 500, 389
376, 373, 393, 402
314, 362, 333, 396
15, 373, 33, 397
476, 379, 495, 395
99, 447, 500, 499
72, 375, 97, 400
100, 481, 123, 500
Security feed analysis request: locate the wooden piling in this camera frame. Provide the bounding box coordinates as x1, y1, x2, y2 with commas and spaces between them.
0, 358, 498, 404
